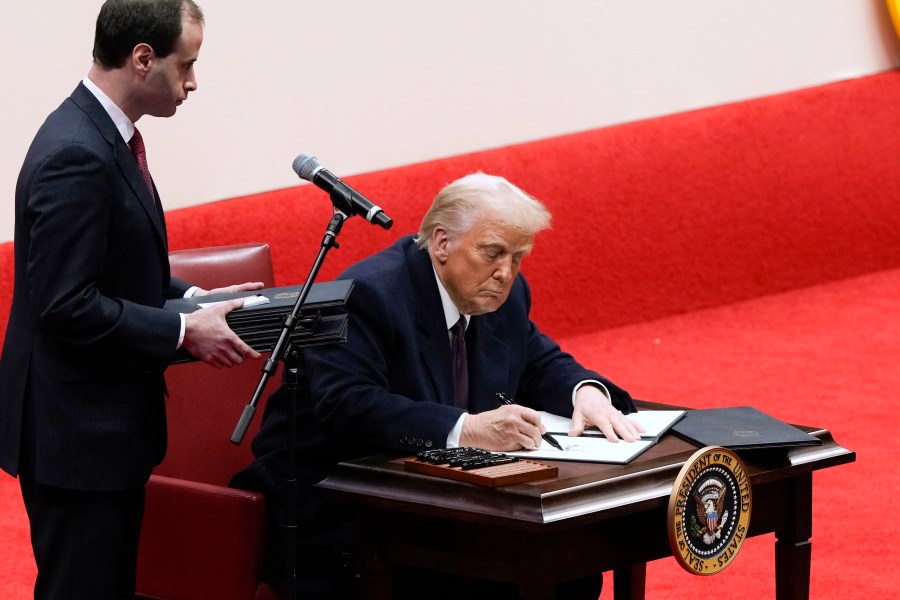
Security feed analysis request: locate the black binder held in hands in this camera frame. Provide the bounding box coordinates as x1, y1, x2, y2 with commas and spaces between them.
165, 280, 353, 364
671, 406, 821, 450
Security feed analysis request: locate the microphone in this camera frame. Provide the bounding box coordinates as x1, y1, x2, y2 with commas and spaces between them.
292, 154, 393, 230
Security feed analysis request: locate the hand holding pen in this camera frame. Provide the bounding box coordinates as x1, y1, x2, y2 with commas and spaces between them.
495, 392, 565, 451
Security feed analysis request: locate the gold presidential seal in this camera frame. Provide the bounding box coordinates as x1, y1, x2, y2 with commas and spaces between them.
667, 446, 752, 575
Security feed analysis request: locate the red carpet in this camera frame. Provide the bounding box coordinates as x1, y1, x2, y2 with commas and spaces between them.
580, 267, 899, 599
1, 268, 894, 598
0, 475, 35, 598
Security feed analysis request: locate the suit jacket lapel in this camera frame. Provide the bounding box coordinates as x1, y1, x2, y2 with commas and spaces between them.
407, 241, 455, 407
405, 238, 511, 412
467, 314, 509, 413
70, 83, 169, 252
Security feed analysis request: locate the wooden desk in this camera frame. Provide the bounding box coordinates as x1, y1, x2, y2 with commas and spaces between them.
317, 411, 854, 599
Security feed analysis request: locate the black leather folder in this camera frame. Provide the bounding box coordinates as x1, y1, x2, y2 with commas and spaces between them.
166, 280, 353, 363
671, 406, 821, 450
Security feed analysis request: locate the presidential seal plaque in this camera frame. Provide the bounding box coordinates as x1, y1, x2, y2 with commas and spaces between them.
667, 446, 752, 575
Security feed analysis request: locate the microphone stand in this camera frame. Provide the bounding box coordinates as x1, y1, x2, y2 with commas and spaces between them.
231, 207, 348, 600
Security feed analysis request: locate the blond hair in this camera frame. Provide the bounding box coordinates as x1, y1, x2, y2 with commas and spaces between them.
415, 173, 551, 249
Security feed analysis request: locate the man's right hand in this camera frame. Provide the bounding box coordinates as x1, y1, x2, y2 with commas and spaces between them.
458, 405, 545, 451
182, 299, 260, 368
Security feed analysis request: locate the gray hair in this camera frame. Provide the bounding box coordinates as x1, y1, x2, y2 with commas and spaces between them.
415, 173, 551, 249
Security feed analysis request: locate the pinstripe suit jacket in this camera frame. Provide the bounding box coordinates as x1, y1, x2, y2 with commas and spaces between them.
0, 83, 189, 491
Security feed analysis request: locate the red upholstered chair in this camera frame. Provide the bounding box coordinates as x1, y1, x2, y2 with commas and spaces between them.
136, 243, 281, 600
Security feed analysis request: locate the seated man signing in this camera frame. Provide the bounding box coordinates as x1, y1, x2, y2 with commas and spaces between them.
232, 172, 641, 599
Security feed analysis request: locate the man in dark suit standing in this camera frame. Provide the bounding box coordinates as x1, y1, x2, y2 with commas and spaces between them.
234, 172, 643, 598
0, 2, 262, 598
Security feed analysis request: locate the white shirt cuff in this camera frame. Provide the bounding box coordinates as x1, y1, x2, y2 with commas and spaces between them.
176, 287, 199, 349
177, 314, 186, 350
446, 413, 467, 448
572, 380, 611, 405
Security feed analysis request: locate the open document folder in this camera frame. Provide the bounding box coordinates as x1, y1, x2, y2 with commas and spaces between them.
508, 409, 684, 464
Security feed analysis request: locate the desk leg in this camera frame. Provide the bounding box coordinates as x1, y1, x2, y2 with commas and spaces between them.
774, 473, 812, 600
357, 511, 392, 600
517, 545, 558, 600
613, 563, 646, 600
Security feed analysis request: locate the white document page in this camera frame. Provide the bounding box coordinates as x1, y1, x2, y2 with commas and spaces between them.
509, 435, 655, 464
539, 409, 684, 439
507, 409, 685, 464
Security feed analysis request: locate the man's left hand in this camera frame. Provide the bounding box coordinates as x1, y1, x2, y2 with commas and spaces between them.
569, 385, 645, 442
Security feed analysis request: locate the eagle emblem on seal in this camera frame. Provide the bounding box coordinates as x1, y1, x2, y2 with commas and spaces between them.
692, 477, 729, 544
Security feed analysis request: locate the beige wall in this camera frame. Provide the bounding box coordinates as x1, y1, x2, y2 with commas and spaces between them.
3, 0, 899, 243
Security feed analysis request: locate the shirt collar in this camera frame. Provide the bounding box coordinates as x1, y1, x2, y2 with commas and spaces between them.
432, 267, 469, 331
82, 75, 136, 144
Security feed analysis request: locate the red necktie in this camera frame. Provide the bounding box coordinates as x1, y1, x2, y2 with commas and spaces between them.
450, 316, 469, 408
129, 127, 155, 198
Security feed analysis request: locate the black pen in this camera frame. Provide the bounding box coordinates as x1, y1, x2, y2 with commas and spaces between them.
495, 392, 565, 451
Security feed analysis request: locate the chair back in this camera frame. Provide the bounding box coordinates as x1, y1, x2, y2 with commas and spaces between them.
160, 243, 277, 485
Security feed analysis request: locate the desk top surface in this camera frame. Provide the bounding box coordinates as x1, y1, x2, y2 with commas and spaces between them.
317, 404, 854, 529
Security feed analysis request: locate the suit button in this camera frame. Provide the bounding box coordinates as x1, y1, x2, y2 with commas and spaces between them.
400, 436, 408, 445
416, 439, 424, 447
424, 440, 433, 448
